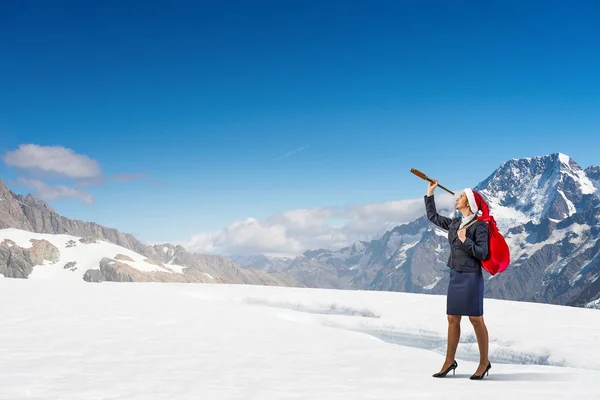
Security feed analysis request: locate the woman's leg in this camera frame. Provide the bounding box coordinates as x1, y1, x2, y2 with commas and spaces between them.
469, 315, 490, 374
439, 314, 461, 371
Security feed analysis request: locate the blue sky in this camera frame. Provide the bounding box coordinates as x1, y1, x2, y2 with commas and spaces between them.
1, 1, 599, 254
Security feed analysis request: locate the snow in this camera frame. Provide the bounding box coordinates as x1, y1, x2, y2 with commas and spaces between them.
165, 263, 186, 273
557, 189, 576, 217
486, 200, 531, 232
579, 176, 598, 195
558, 152, 571, 164
433, 228, 448, 237
387, 232, 424, 254
586, 297, 600, 309
0, 279, 599, 399
164, 254, 186, 273
557, 154, 597, 195
0, 228, 179, 280
392, 240, 421, 268
568, 223, 589, 245
506, 223, 592, 275
508, 224, 567, 260
588, 170, 600, 198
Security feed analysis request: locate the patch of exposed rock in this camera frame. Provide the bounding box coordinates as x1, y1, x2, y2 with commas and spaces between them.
0, 244, 32, 278
0, 239, 60, 278
64, 261, 77, 271
27, 239, 60, 265
83, 258, 224, 283
143, 258, 164, 267
115, 254, 134, 262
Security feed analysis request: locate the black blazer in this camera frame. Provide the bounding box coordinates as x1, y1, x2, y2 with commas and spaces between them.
424, 195, 489, 272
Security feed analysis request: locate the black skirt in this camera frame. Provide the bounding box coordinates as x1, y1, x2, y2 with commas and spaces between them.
446, 268, 484, 316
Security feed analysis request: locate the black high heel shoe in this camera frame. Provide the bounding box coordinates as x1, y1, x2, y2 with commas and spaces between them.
470, 362, 491, 380
432, 360, 458, 378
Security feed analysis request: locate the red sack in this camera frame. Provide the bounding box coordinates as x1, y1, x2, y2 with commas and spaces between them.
479, 215, 510, 275
471, 191, 511, 276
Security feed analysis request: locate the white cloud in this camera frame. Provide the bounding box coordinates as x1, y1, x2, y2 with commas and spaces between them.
184, 193, 456, 257
17, 178, 94, 204
2, 144, 102, 178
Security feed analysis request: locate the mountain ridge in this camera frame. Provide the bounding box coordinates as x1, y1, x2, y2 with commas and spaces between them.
0, 179, 301, 286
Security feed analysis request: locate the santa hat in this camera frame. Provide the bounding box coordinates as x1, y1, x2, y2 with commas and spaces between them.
464, 188, 489, 219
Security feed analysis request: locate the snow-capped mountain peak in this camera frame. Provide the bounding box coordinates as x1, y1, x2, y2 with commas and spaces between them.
475, 152, 600, 225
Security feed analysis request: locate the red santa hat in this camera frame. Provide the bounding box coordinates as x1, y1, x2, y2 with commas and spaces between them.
464, 188, 489, 219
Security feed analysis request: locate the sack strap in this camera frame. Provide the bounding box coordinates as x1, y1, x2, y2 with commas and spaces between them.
459, 218, 479, 232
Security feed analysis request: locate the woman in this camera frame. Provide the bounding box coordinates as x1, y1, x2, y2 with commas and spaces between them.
425, 179, 492, 380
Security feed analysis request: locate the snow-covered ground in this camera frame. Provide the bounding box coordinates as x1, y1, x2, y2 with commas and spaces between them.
0, 279, 599, 399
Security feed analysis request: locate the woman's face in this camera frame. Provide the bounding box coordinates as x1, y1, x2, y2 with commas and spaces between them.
456, 192, 469, 210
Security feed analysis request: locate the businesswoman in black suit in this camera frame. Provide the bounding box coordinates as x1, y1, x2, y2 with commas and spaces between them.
425, 179, 491, 380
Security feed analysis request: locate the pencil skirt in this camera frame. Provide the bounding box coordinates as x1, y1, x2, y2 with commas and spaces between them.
446, 267, 484, 316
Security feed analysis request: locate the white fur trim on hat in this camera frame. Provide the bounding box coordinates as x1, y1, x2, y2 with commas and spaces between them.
464, 188, 478, 215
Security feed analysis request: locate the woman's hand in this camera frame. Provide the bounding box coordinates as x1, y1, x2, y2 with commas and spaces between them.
427, 179, 438, 196
458, 228, 467, 242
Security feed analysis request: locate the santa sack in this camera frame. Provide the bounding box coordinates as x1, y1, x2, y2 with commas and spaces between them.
465, 189, 511, 276
479, 215, 510, 275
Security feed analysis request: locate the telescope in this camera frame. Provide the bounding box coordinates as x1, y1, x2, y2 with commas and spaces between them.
410, 168, 455, 195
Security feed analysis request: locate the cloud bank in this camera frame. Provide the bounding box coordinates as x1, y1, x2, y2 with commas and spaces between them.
184, 193, 456, 257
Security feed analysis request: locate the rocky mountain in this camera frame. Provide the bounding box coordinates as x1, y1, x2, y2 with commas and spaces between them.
245, 153, 600, 308
0, 179, 301, 286
1, 180, 144, 252
484, 207, 600, 306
